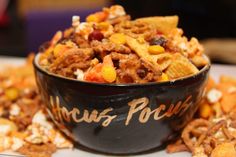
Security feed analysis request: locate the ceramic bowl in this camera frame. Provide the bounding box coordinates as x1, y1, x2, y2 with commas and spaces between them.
33, 54, 210, 154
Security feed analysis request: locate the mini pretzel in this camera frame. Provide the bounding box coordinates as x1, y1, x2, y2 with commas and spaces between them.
181, 119, 211, 152
195, 120, 226, 147
229, 120, 236, 128
222, 126, 235, 140
114, 20, 156, 40
206, 120, 226, 136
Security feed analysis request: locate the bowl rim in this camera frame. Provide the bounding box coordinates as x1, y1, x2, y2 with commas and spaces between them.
33, 53, 211, 87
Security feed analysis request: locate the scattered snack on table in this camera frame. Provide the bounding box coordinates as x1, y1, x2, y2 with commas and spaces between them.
0, 55, 73, 157
38, 5, 208, 84
166, 76, 236, 157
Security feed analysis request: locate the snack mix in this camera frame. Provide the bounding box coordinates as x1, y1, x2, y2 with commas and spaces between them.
2, 5, 235, 157
0, 55, 72, 157
38, 5, 208, 84
166, 76, 236, 157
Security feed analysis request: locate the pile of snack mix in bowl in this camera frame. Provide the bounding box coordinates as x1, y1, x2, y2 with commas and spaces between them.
38, 5, 208, 84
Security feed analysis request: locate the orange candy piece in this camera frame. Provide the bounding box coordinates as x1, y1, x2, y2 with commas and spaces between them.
220, 93, 236, 113
84, 55, 116, 83
199, 103, 212, 119
101, 55, 116, 83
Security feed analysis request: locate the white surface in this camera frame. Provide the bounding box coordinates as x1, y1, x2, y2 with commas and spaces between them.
1, 56, 236, 157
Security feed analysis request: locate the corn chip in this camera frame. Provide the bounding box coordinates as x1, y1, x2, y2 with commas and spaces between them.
136, 16, 179, 34
165, 53, 199, 79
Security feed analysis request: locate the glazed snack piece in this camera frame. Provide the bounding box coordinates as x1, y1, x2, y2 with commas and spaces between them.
136, 16, 179, 35
38, 5, 208, 83
0, 55, 72, 157
165, 53, 199, 79
166, 76, 236, 157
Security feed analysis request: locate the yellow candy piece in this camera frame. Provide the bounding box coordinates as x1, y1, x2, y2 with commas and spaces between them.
5, 88, 19, 101
101, 65, 117, 83
109, 33, 126, 45
86, 14, 99, 23
148, 45, 165, 55
159, 73, 169, 82
97, 22, 110, 30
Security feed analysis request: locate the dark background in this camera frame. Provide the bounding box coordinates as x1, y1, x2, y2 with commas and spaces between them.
116, 0, 236, 39
1, 0, 236, 57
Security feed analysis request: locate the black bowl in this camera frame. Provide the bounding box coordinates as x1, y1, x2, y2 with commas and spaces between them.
33, 54, 210, 154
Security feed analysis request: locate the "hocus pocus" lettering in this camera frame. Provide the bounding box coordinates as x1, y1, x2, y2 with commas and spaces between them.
125, 96, 192, 125
49, 96, 117, 127
48, 95, 192, 127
